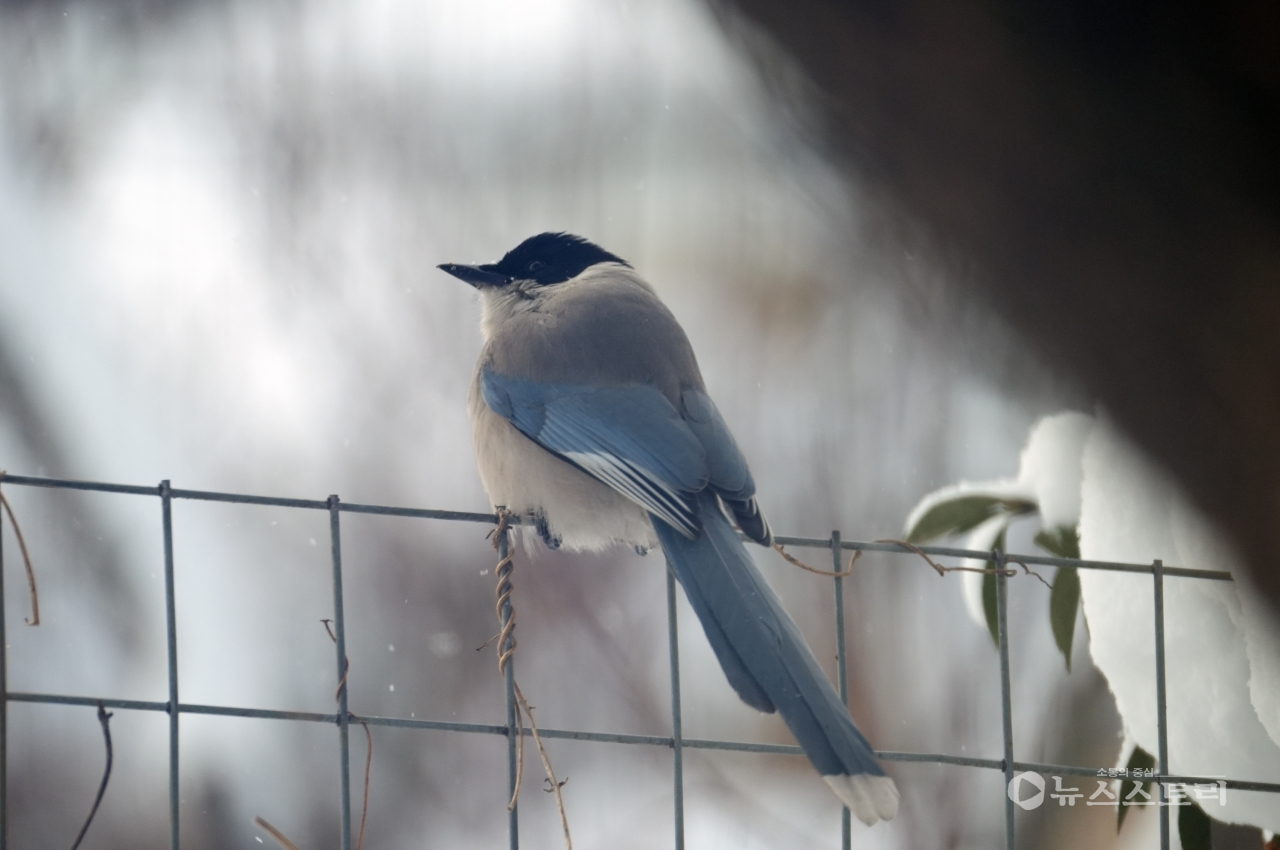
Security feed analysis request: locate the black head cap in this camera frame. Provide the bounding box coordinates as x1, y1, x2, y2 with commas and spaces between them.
438, 232, 630, 289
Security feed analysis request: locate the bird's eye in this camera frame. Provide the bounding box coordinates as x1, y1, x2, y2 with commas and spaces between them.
527, 261, 545, 272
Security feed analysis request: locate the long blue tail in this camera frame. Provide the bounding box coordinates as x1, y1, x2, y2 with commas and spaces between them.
653, 493, 899, 825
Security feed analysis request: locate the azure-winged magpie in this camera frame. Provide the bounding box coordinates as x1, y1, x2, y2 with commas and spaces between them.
439, 232, 898, 825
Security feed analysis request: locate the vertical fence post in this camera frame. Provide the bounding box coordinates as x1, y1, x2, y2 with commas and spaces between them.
160, 481, 180, 850
0, 488, 7, 850
1153, 559, 1170, 850
328, 496, 352, 850
995, 548, 1015, 850
496, 524, 519, 850
666, 567, 685, 850
831, 531, 851, 850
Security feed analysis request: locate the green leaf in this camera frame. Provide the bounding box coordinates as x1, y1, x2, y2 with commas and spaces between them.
1050, 567, 1081, 672
982, 527, 1008, 647
1178, 800, 1212, 850
1117, 746, 1156, 831
905, 495, 1037, 544
1034, 525, 1081, 559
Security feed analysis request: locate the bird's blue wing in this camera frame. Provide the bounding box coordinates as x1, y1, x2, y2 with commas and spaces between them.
680, 388, 755, 501
681, 388, 771, 544
481, 368, 708, 536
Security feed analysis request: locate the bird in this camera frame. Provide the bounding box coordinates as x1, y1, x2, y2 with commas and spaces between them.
438, 232, 899, 825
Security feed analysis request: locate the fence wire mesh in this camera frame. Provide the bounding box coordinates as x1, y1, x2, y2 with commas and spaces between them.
1, 472, 1278, 850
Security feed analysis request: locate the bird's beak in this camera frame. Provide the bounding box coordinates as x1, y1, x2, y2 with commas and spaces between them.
437, 263, 512, 289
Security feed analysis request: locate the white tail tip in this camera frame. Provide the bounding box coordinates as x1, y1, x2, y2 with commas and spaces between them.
823, 773, 900, 825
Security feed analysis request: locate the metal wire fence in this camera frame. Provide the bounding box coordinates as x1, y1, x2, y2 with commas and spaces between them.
1, 471, 1278, 850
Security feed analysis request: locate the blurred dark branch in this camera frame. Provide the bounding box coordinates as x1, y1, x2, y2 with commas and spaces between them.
0, 333, 70, 478
720, 0, 1280, 608
0, 337, 143, 646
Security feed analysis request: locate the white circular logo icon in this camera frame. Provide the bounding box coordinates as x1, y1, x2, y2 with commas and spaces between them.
1007, 772, 1045, 810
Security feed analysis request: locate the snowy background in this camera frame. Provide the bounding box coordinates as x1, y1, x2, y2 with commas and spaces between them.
0, 0, 1231, 848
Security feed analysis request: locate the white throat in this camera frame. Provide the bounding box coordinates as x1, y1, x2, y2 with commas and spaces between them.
477, 262, 645, 342
478, 280, 540, 342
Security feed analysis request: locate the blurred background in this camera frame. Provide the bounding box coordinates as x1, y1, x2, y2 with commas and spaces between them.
0, 0, 1138, 847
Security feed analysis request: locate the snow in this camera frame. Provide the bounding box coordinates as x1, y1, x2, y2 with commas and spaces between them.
1241, 577, 1280, 748
1016, 411, 1093, 531
908, 408, 1280, 832
1077, 418, 1280, 829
